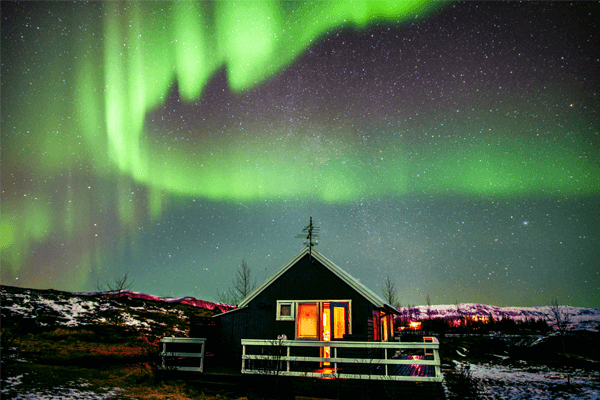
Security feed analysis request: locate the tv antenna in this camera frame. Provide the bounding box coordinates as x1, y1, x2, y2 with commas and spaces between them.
296, 216, 320, 258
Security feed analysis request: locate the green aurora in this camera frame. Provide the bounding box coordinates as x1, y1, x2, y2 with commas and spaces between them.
2, 1, 598, 305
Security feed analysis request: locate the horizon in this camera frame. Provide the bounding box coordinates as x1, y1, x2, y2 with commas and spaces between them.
2, 1, 598, 308
2, 283, 597, 312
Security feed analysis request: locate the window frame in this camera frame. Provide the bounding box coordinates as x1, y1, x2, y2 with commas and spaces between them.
276, 300, 295, 321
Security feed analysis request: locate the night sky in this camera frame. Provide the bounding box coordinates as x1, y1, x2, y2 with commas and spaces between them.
2, 1, 599, 308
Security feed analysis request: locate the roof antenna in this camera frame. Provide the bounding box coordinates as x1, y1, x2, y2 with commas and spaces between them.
296, 216, 320, 259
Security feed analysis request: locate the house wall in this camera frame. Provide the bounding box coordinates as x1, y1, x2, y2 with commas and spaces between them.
215, 253, 379, 365
215, 307, 274, 364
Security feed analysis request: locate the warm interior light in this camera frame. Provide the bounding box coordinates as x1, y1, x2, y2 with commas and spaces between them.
381, 312, 389, 341
298, 303, 318, 338
322, 304, 331, 365
315, 367, 336, 379
333, 306, 345, 339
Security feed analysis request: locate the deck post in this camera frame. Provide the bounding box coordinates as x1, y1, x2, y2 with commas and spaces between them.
242, 343, 246, 372
384, 347, 388, 377
287, 345, 290, 372
200, 337, 206, 373
433, 346, 441, 379
334, 347, 338, 375
424, 336, 434, 357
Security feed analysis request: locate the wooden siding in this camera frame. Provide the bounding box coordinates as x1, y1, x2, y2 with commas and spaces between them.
367, 316, 374, 341
216, 307, 274, 364
250, 253, 373, 335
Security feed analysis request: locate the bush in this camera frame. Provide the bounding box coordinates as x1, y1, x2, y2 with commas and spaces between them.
445, 364, 482, 399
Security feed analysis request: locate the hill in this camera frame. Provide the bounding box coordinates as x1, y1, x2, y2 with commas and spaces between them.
1, 285, 236, 399
1, 285, 234, 334
398, 303, 600, 332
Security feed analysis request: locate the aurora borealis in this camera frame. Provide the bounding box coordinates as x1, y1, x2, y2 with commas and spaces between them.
2, 1, 599, 307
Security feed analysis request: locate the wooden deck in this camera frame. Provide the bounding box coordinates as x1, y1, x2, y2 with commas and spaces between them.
159, 337, 441, 381
241, 337, 442, 382
158, 337, 444, 399
392, 355, 436, 377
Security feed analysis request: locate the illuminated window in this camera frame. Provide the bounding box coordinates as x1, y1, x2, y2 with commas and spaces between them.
276, 301, 294, 321
297, 303, 318, 339
381, 312, 389, 341
373, 311, 380, 341
333, 306, 346, 339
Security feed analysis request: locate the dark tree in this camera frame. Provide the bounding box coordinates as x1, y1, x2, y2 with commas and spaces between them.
549, 297, 571, 354
217, 259, 257, 305
96, 272, 134, 296
425, 294, 433, 320
381, 274, 400, 309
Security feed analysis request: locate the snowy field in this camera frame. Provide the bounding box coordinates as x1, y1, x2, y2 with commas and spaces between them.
473, 363, 600, 399
4, 365, 599, 400
1, 375, 131, 400
444, 362, 600, 400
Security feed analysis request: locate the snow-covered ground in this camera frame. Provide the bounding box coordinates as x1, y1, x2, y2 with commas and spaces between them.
0, 286, 220, 333
5, 365, 599, 400
0, 375, 131, 400
445, 362, 600, 400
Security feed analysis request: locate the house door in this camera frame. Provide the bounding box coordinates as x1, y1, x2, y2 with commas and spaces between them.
320, 302, 350, 366
330, 302, 350, 339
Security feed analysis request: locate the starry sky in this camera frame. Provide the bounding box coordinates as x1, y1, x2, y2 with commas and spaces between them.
2, 1, 599, 308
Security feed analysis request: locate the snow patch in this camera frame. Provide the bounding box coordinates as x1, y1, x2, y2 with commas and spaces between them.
468, 362, 600, 399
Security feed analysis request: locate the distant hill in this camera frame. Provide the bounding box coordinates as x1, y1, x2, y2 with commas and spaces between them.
1, 285, 235, 335
75, 289, 237, 313
397, 303, 600, 331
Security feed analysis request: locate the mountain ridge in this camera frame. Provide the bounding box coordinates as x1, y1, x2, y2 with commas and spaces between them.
2, 285, 599, 332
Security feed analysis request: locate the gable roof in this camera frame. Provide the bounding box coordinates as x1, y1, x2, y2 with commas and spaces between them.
239, 247, 398, 314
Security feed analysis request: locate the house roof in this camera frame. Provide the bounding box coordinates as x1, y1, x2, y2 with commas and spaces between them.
238, 247, 399, 315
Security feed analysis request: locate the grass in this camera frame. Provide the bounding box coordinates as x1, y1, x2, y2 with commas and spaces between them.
2, 326, 254, 400
4, 325, 597, 399
2, 363, 246, 400
1, 285, 250, 400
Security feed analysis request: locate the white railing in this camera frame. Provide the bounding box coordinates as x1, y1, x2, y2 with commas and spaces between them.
241, 337, 442, 382
159, 337, 205, 372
